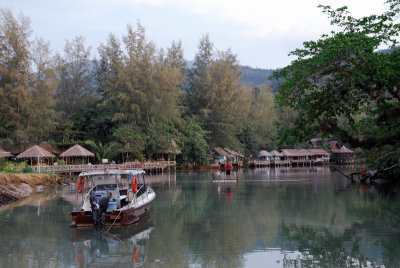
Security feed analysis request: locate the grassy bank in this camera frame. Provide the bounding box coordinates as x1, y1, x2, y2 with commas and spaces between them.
0, 173, 71, 206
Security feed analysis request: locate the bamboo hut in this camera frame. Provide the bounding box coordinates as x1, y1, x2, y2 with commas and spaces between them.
307, 149, 330, 163
16, 145, 55, 173
269, 150, 284, 165
59, 144, 95, 164
158, 139, 181, 161
258, 150, 272, 161
332, 146, 355, 164
39, 142, 61, 156
224, 148, 245, 164
0, 148, 13, 158
210, 147, 233, 164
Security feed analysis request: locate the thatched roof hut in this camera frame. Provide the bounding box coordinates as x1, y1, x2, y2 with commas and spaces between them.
213, 147, 233, 157
159, 139, 181, 154
60, 144, 94, 157
224, 148, 245, 158
334, 146, 354, 154
259, 150, 272, 157
307, 149, 330, 156
0, 148, 13, 158
39, 142, 61, 155
270, 150, 283, 157
332, 146, 355, 164
16, 145, 55, 159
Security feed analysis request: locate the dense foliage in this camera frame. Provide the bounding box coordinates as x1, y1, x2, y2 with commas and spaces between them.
0, 9, 282, 165
273, 0, 400, 174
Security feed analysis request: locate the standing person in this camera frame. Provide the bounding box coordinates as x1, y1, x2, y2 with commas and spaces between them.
226, 161, 231, 175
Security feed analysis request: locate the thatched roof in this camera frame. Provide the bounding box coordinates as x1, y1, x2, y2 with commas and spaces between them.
159, 139, 181, 154
333, 146, 354, 154
213, 147, 232, 157
224, 148, 244, 157
281, 149, 308, 157
0, 148, 13, 158
270, 150, 283, 157
259, 150, 272, 157
39, 142, 61, 155
307, 149, 330, 156
60, 144, 95, 157
16, 145, 55, 158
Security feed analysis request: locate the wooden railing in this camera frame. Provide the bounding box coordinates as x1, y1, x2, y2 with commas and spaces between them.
8, 161, 176, 173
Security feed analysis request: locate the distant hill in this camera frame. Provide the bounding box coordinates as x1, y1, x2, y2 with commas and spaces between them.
239, 66, 282, 92
186, 61, 282, 92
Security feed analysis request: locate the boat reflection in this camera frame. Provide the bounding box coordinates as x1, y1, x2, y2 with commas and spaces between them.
72, 213, 154, 267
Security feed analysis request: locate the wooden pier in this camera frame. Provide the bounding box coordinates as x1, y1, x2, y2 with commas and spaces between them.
8, 161, 176, 174
250, 159, 328, 168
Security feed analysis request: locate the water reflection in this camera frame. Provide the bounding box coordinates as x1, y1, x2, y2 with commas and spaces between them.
1, 168, 400, 267
72, 214, 154, 267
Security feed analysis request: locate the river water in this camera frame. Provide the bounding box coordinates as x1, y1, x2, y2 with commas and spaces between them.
1, 167, 400, 268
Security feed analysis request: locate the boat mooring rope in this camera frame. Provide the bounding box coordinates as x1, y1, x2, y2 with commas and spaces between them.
105, 209, 122, 233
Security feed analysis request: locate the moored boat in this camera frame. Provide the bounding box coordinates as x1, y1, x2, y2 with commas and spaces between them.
211, 171, 239, 183
71, 169, 155, 227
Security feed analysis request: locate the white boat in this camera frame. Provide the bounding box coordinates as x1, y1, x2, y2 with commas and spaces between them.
71, 169, 156, 227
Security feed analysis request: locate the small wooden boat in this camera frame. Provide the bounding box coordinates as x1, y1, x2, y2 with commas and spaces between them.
212, 171, 238, 183
71, 169, 155, 227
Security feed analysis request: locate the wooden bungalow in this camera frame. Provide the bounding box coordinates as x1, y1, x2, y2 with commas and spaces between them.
224, 148, 245, 164
307, 149, 330, 163
258, 150, 272, 162
270, 150, 287, 166
332, 146, 355, 164
281, 149, 305, 164
210, 147, 233, 164
331, 141, 341, 152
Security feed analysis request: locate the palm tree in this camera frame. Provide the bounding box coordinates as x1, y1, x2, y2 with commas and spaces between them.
84, 140, 123, 163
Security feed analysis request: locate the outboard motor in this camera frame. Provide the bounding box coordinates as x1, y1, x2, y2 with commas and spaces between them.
90, 190, 109, 225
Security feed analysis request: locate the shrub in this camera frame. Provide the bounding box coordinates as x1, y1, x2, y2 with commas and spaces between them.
23, 163, 33, 173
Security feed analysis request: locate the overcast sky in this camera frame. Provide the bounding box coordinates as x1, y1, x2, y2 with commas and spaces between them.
1, 0, 387, 69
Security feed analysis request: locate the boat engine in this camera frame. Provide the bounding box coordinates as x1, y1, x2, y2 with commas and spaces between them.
90, 190, 109, 225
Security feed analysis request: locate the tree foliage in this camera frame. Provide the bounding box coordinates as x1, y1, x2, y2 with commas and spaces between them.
0, 9, 57, 143
273, 0, 400, 172
0, 8, 284, 166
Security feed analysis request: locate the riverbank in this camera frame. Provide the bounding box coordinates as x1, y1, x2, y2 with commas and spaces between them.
0, 173, 72, 206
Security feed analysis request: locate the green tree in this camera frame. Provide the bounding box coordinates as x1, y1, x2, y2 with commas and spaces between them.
186, 34, 213, 118
0, 8, 31, 142
56, 36, 94, 117
205, 49, 250, 148
144, 122, 173, 159
239, 85, 278, 155
0, 9, 58, 143
84, 140, 123, 163
176, 119, 210, 166
113, 124, 145, 161
273, 0, 400, 174
27, 38, 59, 141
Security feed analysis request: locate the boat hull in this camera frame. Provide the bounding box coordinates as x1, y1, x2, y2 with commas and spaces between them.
71, 202, 151, 227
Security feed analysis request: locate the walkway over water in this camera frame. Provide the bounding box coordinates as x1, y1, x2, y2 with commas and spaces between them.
9, 161, 176, 174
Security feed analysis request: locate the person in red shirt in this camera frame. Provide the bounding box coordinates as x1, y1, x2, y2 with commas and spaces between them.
225, 161, 231, 175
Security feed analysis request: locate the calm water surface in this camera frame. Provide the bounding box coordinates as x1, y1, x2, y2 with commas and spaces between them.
1, 167, 400, 268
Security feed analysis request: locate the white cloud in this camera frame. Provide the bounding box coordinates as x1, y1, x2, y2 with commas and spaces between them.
129, 0, 387, 38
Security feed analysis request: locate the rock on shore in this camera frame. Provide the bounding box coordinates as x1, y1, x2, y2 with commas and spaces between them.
0, 173, 67, 206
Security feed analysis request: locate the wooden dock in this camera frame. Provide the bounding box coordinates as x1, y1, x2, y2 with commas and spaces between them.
8, 161, 176, 174
250, 159, 328, 168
